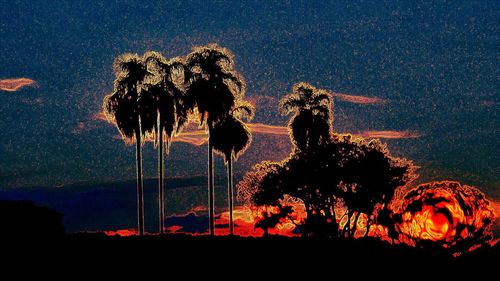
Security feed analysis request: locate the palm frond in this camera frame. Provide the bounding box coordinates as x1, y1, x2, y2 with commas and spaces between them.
232, 101, 255, 121
312, 91, 332, 105
222, 71, 246, 97
211, 116, 252, 162
293, 82, 315, 99
311, 104, 330, 116
279, 97, 305, 115
186, 43, 235, 72
113, 53, 142, 74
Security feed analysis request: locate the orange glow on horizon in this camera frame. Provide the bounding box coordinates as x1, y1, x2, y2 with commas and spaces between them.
399, 204, 456, 242
104, 229, 137, 236
0, 78, 37, 92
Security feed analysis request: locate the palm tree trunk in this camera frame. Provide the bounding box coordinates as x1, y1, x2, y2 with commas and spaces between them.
158, 123, 165, 235
135, 131, 145, 236
208, 135, 215, 236
227, 155, 234, 235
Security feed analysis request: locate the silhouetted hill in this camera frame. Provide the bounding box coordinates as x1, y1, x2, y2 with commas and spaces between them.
0, 176, 212, 232
0, 200, 64, 238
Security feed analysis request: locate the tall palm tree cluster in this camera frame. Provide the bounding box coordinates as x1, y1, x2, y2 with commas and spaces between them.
103, 44, 253, 236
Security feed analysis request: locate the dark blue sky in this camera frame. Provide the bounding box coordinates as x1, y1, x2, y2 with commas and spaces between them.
0, 0, 498, 206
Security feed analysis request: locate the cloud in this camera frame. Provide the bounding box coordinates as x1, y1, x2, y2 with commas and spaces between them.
479, 100, 499, 107
162, 206, 300, 237
71, 122, 87, 134
112, 127, 420, 143
332, 92, 385, 104
71, 113, 107, 135
111, 123, 289, 146
355, 130, 420, 139
100, 108, 419, 143
0, 78, 37, 92
174, 135, 207, 146
247, 123, 289, 135
91, 112, 108, 122
172, 123, 291, 146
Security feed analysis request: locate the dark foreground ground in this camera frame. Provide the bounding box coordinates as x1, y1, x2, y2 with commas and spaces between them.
1, 200, 497, 276
3, 233, 497, 277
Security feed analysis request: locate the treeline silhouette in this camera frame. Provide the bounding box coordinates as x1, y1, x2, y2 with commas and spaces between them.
238, 83, 416, 239
236, 82, 495, 254
100, 44, 495, 255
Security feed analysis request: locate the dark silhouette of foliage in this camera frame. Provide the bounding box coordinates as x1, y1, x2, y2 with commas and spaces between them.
143, 51, 187, 234
185, 44, 245, 127
280, 82, 333, 152
254, 206, 294, 236
238, 83, 416, 238
331, 134, 417, 237
184, 43, 246, 235
211, 102, 253, 163
103, 53, 150, 236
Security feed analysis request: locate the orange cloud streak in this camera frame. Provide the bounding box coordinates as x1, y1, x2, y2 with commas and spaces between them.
101, 107, 419, 143
0, 78, 36, 92
332, 92, 385, 104
174, 135, 207, 146
355, 130, 420, 139
112, 127, 420, 144
247, 123, 289, 135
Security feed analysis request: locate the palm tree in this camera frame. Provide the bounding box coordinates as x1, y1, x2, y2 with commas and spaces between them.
103, 53, 150, 236
211, 102, 253, 235
185, 44, 246, 235
279, 82, 333, 152
143, 51, 188, 234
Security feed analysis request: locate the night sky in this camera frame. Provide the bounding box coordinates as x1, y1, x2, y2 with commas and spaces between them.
0, 1, 498, 232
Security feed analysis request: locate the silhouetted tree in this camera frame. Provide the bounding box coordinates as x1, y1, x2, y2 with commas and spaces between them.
185, 44, 246, 235
239, 135, 415, 238
238, 83, 415, 238
103, 53, 150, 236
331, 134, 416, 237
211, 102, 253, 235
144, 51, 187, 234
280, 82, 333, 152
